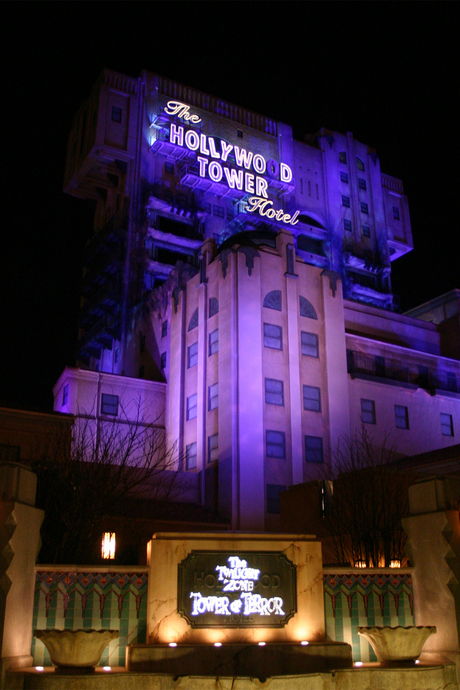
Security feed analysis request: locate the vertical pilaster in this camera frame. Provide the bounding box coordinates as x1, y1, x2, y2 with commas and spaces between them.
285, 270, 302, 485
167, 289, 186, 468
196, 282, 207, 501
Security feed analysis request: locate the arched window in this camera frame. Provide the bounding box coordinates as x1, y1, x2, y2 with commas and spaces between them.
209, 297, 219, 317
188, 308, 198, 331
357, 157, 365, 171
299, 296, 317, 319
263, 290, 282, 311
338, 151, 347, 164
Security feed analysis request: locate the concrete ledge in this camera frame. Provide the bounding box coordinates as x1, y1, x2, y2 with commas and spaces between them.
127, 642, 352, 677
7, 663, 458, 690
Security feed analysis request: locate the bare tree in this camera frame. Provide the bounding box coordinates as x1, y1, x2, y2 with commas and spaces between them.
322, 428, 410, 568
32, 404, 188, 563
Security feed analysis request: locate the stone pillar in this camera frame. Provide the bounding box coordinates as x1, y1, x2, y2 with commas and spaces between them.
402, 476, 460, 674
0, 463, 44, 678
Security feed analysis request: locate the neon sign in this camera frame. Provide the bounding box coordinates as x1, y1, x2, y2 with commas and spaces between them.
177, 551, 296, 628
161, 101, 301, 227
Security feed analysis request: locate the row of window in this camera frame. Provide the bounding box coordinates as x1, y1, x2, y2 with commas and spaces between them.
186, 383, 218, 420
338, 152, 365, 171
185, 433, 219, 469
361, 398, 455, 436
344, 219, 371, 237
342, 196, 369, 214
340, 171, 367, 190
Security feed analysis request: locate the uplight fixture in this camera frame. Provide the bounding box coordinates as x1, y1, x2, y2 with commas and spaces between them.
300, 640, 309, 646
102, 666, 111, 672
35, 667, 44, 672
258, 641, 266, 646
354, 661, 363, 667
214, 642, 222, 647
169, 642, 177, 647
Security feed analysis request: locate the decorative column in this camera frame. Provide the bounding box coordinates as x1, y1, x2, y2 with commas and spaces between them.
0, 463, 44, 677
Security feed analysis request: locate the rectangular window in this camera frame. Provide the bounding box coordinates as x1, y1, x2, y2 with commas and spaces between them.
305, 436, 323, 463
360, 202, 369, 214
339, 152, 347, 164
358, 178, 367, 190
208, 383, 218, 411
203, 202, 211, 213
101, 393, 118, 416
301, 331, 319, 358
165, 162, 174, 174
62, 384, 69, 406
393, 206, 400, 220
266, 430, 286, 459
186, 442, 197, 469
361, 398, 376, 424
265, 378, 284, 406
362, 225, 371, 238
342, 195, 350, 208
111, 106, 122, 123
160, 351, 166, 369
213, 205, 225, 218
187, 394, 197, 421
340, 171, 349, 183
441, 413, 454, 436
188, 341, 198, 368
209, 329, 218, 356
266, 484, 286, 514
395, 405, 409, 429
264, 323, 282, 350
344, 219, 352, 232
303, 385, 321, 412
208, 433, 218, 463
162, 321, 167, 338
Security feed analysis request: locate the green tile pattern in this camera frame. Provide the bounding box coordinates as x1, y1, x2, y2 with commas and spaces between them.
324, 572, 414, 662
32, 570, 148, 667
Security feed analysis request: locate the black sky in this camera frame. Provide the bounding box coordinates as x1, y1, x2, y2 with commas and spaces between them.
1, 3, 458, 410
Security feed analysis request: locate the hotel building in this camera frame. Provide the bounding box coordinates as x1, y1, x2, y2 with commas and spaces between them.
54, 69, 460, 531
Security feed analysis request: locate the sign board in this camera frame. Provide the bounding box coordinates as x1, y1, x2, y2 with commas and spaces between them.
178, 551, 297, 628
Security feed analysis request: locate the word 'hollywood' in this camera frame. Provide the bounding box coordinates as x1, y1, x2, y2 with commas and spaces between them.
162, 101, 299, 227
190, 556, 285, 617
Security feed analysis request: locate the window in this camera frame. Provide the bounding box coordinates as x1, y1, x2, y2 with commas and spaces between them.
299, 297, 317, 319
203, 202, 211, 213
186, 442, 197, 469
62, 384, 69, 406
266, 484, 286, 514
301, 331, 319, 357
162, 321, 167, 338
264, 323, 282, 350
160, 351, 166, 369
237, 129, 243, 138
188, 308, 198, 331
393, 206, 400, 220
395, 405, 409, 429
139, 333, 146, 353
303, 385, 321, 412
188, 341, 198, 368
209, 297, 219, 317
101, 393, 118, 416
111, 106, 122, 123
266, 430, 286, 459
305, 436, 323, 463
265, 378, 284, 406
208, 433, 218, 463
361, 398, 376, 424
213, 205, 225, 218
441, 413, 454, 436
114, 348, 119, 363
362, 225, 371, 238
358, 178, 367, 190
209, 329, 218, 356
263, 290, 282, 311
360, 202, 369, 214
339, 152, 347, 164
342, 195, 350, 208
340, 171, 349, 183
357, 157, 365, 171
187, 394, 197, 420
226, 208, 234, 221
208, 383, 218, 411
344, 219, 352, 232
165, 162, 174, 174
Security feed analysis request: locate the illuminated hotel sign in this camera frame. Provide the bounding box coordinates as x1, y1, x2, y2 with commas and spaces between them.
177, 551, 297, 628
161, 101, 300, 227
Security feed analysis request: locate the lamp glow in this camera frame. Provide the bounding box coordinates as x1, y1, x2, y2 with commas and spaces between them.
214, 642, 222, 647
300, 640, 309, 646
169, 642, 177, 647
102, 666, 111, 672
354, 661, 363, 667
102, 532, 116, 560
258, 641, 266, 646
35, 667, 44, 672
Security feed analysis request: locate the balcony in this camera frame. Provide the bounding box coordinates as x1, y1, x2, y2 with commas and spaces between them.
347, 350, 459, 395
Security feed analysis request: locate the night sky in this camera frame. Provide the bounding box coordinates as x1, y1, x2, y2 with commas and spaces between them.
1, 4, 458, 411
